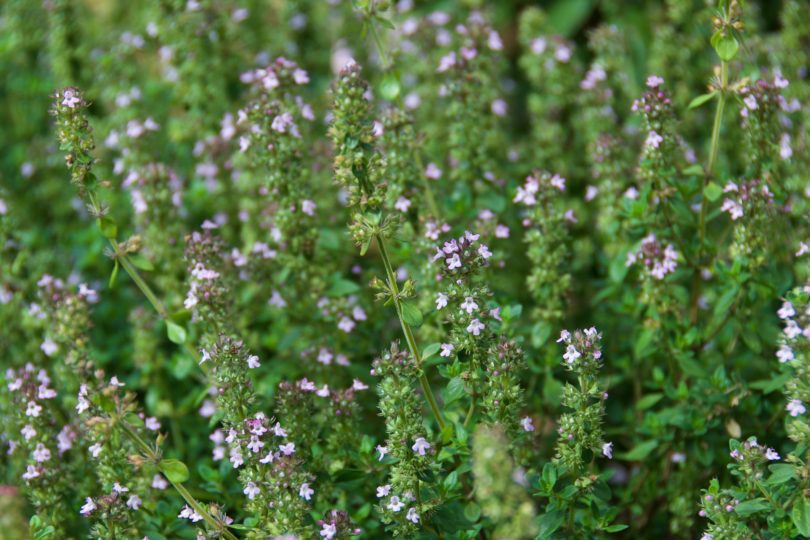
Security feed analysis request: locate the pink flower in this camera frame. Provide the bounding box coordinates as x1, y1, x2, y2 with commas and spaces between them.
645, 130, 663, 149
646, 75, 664, 88
436, 293, 448, 310
425, 163, 442, 179
126, 494, 142, 510
387, 495, 405, 512
244, 481, 260, 500
440, 343, 454, 357
520, 417, 535, 432
279, 442, 295, 455
460, 297, 478, 314
376, 445, 389, 461
376, 484, 391, 497
394, 197, 411, 212
406, 507, 420, 523
247, 355, 261, 369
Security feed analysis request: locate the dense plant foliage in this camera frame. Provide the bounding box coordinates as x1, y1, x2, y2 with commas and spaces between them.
1, 0, 809, 538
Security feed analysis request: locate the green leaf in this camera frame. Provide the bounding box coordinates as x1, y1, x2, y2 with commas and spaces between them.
109, 259, 120, 288
636, 393, 663, 411
767, 463, 796, 485
128, 254, 154, 271
97, 216, 118, 239
379, 73, 400, 101
159, 459, 189, 483
682, 164, 704, 176
444, 377, 465, 404
604, 524, 629, 533
792, 497, 810, 536
704, 182, 723, 202
536, 509, 566, 539
422, 342, 441, 360
327, 276, 361, 297
688, 91, 717, 109
166, 320, 187, 345
400, 300, 423, 327
463, 501, 481, 522
715, 34, 739, 61
618, 439, 658, 461
34, 527, 56, 540
734, 498, 770, 517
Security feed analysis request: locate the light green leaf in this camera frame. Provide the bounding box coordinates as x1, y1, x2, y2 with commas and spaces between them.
166, 320, 187, 345
400, 300, 423, 327
422, 342, 441, 360
792, 497, 810, 536
636, 393, 663, 411
109, 259, 120, 288
379, 73, 400, 101
715, 35, 739, 61
704, 182, 723, 202
618, 439, 658, 461
688, 91, 717, 109
97, 216, 118, 239
128, 254, 154, 272
734, 498, 770, 517
159, 459, 189, 483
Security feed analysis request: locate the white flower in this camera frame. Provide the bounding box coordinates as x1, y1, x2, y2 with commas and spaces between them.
62, 89, 81, 108
338, 316, 356, 333
32, 443, 51, 462
446, 253, 462, 270
787, 399, 806, 417
440, 343, 454, 357
466, 319, 485, 336
113, 482, 129, 493
40, 338, 58, 357
243, 481, 260, 500
425, 163, 442, 179
376, 484, 391, 498
721, 198, 743, 220
412, 437, 431, 456
320, 522, 337, 539
247, 355, 261, 369
352, 306, 367, 321
435, 293, 448, 310
279, 442, 295, 455
352, 379, 368, 391
556, 330, 570, 343
563, 345, 581, 364
478, 244, 492, 259
22, 464, 41, 480
406, 507, 420, 523
777, 344, 794, 363
387, 495, 405, 512
743, 94, 758, 110
765, 448, 780, 461
460, 297, 478, 314
376, 445, 389, 461
152, 474, 168, 490
89, 443, 103, 458
778, 302, 796, 319
299, 482, 314, 501
110, 376, 125, 387
178, 504, 203, 522
520, 416, 535, 432
21, 424, 36, 440
395, 197, 412, 212
301, 199, 317, 216
126, 494, 142, 510
80, 497, 96, 516
602, 442, 613, 459
25, 401, 42, 417
145, 417, 161, 431
645, 130, 663, 149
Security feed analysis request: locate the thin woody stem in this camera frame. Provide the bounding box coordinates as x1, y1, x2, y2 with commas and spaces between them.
375, 234, 447, 431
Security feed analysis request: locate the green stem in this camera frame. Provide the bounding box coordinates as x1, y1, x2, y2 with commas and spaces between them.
119, 422, 238, 539
109, 238, 206, 370
368, 18, 441, 219
690, 60, 728, 324
376, 234, 446, 431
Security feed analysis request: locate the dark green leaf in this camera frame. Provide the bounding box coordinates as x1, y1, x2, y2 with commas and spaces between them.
400, 300, 423, 327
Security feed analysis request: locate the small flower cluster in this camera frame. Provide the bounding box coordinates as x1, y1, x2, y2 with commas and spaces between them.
184, 228, 232, 325
777, 287, 810, 445
371, 342, 431, 535
738, 75, 791, 175
515, 172, 572, 325
720, 178, 781, 263
554, 328, 612, 473
626, 233, 679, 280
52, 87, 97, 199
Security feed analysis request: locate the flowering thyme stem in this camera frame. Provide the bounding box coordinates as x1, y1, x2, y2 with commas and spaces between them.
369, 19, 441, 219
376, 234, 447, 431
119, 421, 238, 539
691, 60, 728, 323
